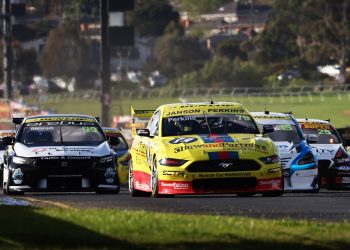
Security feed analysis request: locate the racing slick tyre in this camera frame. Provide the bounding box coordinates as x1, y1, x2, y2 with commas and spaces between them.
151, 158, 173, 198
262, 190, 284, 197
3, 171, 24, 196
129, 160, 150, 197
96, 169, 120, 194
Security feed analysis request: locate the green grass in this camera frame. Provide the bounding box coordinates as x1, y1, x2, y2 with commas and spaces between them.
0, 206, 350, 249
30, 92, 350, 127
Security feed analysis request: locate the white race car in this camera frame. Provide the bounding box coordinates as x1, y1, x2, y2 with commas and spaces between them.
252, 112, 319, 192
2, 115, 120, 195
297, 118, 350, 189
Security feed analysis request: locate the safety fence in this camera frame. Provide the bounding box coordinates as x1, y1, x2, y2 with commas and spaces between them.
22, 84, 350, 104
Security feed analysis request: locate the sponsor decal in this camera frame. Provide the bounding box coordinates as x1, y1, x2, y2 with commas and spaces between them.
12, 168, 24, 184
311, 146, 335, 155
162, 170, 185, 177
40, 156, 91, 160
32, 148, 48, 153
200, 134, 235, 143
258, 179, 281, 186
198, 172, 251, 178
300, 123, 331, 130
164, 109, 201, 117
169, 137, 198, 144
335, 176, 350, 184
27, 121, 96, 126
208, 151, 239, 160
29, 127, 54, 131
167, 116, 196, 122
48, 147, 94, 152
164, 107, 247, 117
174, 142, 267, 153
160, 182, 190, 190
25, 117, 95, 123
335, 166, 350, 171
135, 180, 151, 191
254, 115, 288, 120
104, 167, 116, 184
49, 174, 82, 178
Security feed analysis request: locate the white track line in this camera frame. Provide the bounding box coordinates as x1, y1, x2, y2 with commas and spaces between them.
0, 197, 29, 206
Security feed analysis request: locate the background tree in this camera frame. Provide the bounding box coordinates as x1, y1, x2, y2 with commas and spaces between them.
13, 46, 38, 84
154, 34, 210, 78
179, 0, 233, 14
252, 0, 303, 65
176, 58, 267, 88
299, 0, 350, 82
132, 0, 180, 37
40, 25, 90, 84
215, 40, 248, 61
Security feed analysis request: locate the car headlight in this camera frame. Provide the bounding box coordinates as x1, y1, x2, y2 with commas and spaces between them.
298, 152, 315, 165
159, 158, 187, 166
99, 155, 114, 164
259, 155, 280, 164
13, 156, 35, 165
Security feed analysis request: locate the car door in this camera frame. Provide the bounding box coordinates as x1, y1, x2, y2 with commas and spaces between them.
134, 110, 160, 175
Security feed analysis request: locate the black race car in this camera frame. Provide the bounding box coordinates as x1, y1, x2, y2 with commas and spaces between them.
2, 114, 120, 195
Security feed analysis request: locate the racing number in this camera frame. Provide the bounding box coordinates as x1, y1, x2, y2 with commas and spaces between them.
276, 125, 292, 131
318, 129, 331, 135
82, 127, 98, 133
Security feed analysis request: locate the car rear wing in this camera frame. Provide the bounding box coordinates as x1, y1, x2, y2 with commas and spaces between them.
131, 106, 154, 138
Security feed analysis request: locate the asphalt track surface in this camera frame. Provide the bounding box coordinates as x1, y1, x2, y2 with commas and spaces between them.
1, 187, 350, 221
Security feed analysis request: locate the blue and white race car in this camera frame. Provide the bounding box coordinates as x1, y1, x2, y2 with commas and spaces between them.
297, 118, 350, 189
252, 112, 318, 192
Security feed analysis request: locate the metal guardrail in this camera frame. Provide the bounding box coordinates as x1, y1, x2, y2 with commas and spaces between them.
22, 84, 350, 104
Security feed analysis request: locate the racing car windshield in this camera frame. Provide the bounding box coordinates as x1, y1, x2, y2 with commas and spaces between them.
260, 123, 303, 144
162, 114, 259, 136
18, 123, 105, 146
300, 123, 341, 144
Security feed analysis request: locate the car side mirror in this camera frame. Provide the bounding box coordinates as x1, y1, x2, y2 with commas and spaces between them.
136, 129, 151, 137
306, 134, 318, 143
0, 136, 14, 146
109, 136, 120, 147
262, 125, 274, 134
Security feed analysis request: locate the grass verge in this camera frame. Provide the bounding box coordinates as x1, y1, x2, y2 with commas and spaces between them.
0, 206, 349, 249
36, 93, 350, 127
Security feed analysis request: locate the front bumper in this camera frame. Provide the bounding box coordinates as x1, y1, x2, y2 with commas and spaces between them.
6, 157, 119, 192
133, 161, 283, 195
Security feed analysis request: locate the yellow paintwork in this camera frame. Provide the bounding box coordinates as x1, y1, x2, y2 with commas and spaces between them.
131, 102, 282, 186
0, 130, 16, 138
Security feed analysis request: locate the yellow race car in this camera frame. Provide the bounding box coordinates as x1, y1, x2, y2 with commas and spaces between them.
129, 102, 283, 197
103, 128, 130, 184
